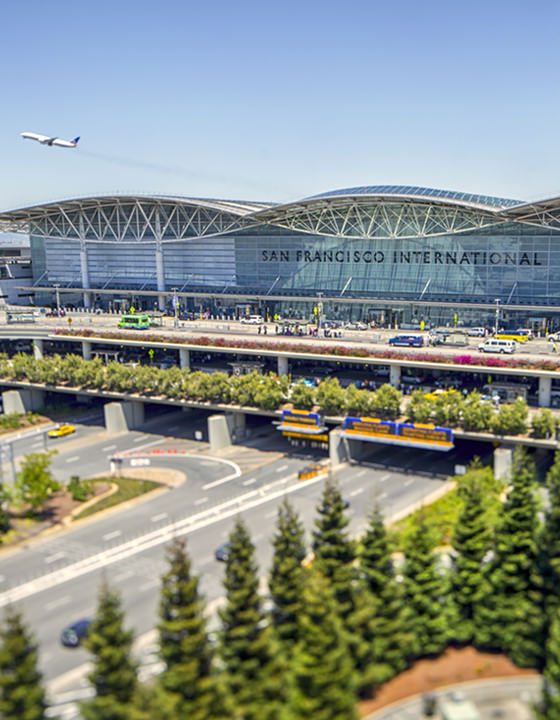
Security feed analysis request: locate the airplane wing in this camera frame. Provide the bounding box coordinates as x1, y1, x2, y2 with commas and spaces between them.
21, 131, 53, 144
51, 137, 77, 148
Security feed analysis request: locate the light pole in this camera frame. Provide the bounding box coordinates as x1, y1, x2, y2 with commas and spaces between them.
494, 298, 501, 336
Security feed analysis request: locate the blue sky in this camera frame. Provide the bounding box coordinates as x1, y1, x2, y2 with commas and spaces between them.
1, 0, 559, 209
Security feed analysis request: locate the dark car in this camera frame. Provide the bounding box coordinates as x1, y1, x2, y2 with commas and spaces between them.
215, 542, 232, 562
388, 335, 424, 347
61, 618, 91, 647
46, 308, 66, 318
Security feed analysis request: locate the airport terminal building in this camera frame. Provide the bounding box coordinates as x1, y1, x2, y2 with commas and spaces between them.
1, 185, 560, 328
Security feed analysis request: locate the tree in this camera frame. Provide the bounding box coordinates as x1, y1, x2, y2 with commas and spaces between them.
315, 377, 345, 415
490, 397, 529, 436
406, 390, 433, 423
541, 451, 560, 619
402, 513, 448, 659
537, 610, 560, 720
269, 499, 307, 654
448, 472, 491, 644
369, 383, 401, 420
285, 570, 358, 720
290, 383, 316, 410
82, 580, 139, 720
433, 391, 463, 427
344, 385, 372, 416
359, 504, 411, 683
0, 605, 47, 720
461, 391, 493, 431
532, 409, 558, 439
0, 482, 11, 537
312, 477, 355, 621
157, 538, 220, 720
475, 447, 545, 668
219, 519, 284, 720
15, 451, 58, 510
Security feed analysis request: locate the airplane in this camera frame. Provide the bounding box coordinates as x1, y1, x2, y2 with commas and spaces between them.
21, 131, 80, 148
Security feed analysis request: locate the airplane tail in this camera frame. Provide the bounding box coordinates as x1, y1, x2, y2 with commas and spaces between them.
72, 136, 80, 144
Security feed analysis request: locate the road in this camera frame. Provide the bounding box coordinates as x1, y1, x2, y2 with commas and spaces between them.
0, 408, 474, 716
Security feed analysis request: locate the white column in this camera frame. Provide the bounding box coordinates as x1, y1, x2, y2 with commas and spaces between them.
155, 209, 165, 311
79, 214, 91, 309
179, 348, 190, 369
389, 364, 401, 388
33, 338, 44, 360
82, 340, 92, 361
278, 356, 289, 376
539, 376, 552, 408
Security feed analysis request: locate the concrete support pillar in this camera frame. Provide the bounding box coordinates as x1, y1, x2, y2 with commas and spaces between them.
79, 215, 91, 309
2, 389, 45, 414
494, 445, 513, 481
155, 211, 165, 312
103, 401, 145, 433
389, 364, 401, 388
208, 414, 232, 451
277, 356, 289, 377
230, 412, 246, 442
539, 376, 552, 408
82, 340, 92, 361
33, 338, 44, 360
329, 428, 350, 466
179, 348, 190, 370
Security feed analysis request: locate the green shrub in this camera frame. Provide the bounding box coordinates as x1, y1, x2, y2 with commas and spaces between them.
531, 408, 558, 439
68, 475, 93, 502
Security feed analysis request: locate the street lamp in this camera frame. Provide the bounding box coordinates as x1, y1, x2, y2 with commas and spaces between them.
494, 298, 501, 336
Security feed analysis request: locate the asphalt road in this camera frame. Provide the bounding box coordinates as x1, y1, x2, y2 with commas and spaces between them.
0, 408, 474, 712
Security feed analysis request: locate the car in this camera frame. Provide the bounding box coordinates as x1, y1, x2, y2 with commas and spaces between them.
467, 327, 486, 337
48, 424, 76, 438
215, 542, 232, 562
46, 308, 66, 318
388, 335, 424, 347
344, 321, 367, 330
61, 618, 91, 647
240, 315, 264, 325
548, 332, 560, 343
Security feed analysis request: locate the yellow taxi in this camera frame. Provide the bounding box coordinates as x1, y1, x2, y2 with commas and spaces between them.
48, 424, 76, 439
423, 388, 457, 401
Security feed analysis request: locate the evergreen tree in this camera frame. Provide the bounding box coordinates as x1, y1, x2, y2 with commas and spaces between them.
157, 538, 221, 720
475, 447, 545, 668
448, 474, 491, 644
542, 451, 560, 618
0, 605, 47, 720
402, 513, 448, 659
81, 580, 139, 720
537, 609, 560, 720
312, 477, 355, 621
359, 504, 412, 683
286, 570, 358, 720
269, 498, 307, 655
219, 518, 284, 720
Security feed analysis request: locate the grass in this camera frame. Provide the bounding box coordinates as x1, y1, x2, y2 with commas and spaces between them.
77, 476, 160, 518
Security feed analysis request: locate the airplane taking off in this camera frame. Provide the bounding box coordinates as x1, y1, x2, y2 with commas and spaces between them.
21, 131, 80, 148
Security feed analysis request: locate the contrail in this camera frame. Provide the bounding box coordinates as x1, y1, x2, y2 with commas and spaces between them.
78, 150, 186, 176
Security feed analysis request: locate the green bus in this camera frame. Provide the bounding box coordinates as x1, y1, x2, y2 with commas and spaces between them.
118, 314, 151, 330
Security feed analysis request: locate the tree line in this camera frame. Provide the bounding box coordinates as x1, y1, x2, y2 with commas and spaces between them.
2, 447, 560, 719
1, 352, 556, 436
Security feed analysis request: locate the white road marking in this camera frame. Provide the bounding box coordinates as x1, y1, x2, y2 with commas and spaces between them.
103, 530, 122, 541
0, 575, 4, 584
102, 444, 117, 451
350, 487, 364, 497
265, 510, 277, 519
201, 457, 242, 489
276, 464, 288, 473
151, 512, 168, 522
113, 570, 134, 583
45, 595, 72, 612
139, 579, 159, 592
45, 552, 66, 564
166, 425, 179, 432
379, 492, 388, 500
65, 456, 80, 463
242, 477, 256, 486
133, 436, 149, 443
404, 478, 414, 487
356, 470, 367, 478
380, 473, 391, 482
194, 496, 208, 506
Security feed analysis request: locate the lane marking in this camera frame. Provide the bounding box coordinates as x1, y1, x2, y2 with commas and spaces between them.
276, 464, 288, 473
45, 552, 66, 564
65, 456, 80, 463
350, 487, 364, 497
380, 473, 391, 482
242, 478, 256, 486
379, 491, 388, 500
45, 595, 72, 612
194, 496, 208, 506
200, 456, 243, 490
103, 530, 122, 541
404, 478, 414, 487
102, 444, 117, 452
151, 512, 168, 522
133, 436, 149, 443
139, 579, 159, 592
113, 570, 134, 583
265, 510, 277, 519
356, 470, 367, 478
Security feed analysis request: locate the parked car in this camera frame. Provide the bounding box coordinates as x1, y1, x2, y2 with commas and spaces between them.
548, 332, 560, 343
478, 338, 516, 354
344, 322, 368, 331
388, 335, 424, 347
215, 542, 232, 562
46, 308, 66, 318
467, 327, 486, 337
61, 619, 91, 647
240, 315, 264, 325
48, 424, 76, 438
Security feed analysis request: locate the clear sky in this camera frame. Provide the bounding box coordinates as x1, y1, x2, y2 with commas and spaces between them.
1, 0, 560, 210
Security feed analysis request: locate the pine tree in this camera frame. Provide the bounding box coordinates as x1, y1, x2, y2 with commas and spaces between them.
157, 538, 221, 720
402, 513, 448, 659
312, 476, 355, 621
448, 474, 491, 644
537, 609, 560, 720
269, 498, 307, 655
475, 447, 545, 668
219, 518, 284, 720
542, 451, 560, 618
81, 580, 139, 720
359, 503, 412, 683
0, 605, 47, 720
286, 570, 358, 720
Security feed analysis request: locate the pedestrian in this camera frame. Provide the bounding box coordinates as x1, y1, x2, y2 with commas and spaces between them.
554, 343, 557, 354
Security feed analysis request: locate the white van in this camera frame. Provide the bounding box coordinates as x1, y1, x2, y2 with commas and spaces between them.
478, 338, 516, 354
240, 315, 264, 325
